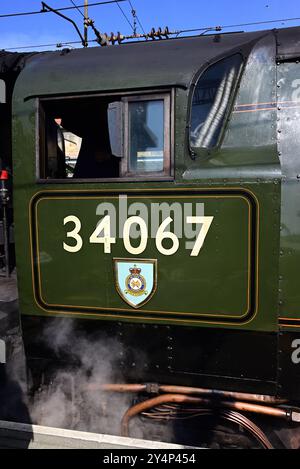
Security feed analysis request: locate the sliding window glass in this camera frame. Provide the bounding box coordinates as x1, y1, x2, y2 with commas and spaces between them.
121, 94, 171, 177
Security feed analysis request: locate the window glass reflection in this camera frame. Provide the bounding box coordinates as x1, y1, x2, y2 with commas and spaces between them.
129, 100, 164, 173
190, 55, 242, 149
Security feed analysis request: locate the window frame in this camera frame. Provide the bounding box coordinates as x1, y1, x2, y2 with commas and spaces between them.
121, 93, 171, 178
37, 89, 174, 183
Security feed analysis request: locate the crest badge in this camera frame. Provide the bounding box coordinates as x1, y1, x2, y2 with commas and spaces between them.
113, 258, 157, 309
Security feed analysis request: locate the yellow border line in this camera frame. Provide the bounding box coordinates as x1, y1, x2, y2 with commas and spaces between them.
28, 187, 260, 326
35, 195, 250, 318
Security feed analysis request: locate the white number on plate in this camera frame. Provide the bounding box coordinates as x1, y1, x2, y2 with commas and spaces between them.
63, 215, 213, 256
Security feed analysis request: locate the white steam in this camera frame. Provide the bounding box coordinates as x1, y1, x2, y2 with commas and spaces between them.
29, 318, 131, 435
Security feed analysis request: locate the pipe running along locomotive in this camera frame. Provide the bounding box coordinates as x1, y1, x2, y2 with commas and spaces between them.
1, 25, 300, 448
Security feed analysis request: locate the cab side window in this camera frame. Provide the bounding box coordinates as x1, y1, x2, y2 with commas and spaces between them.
190, 54, 243, 149
39, 93, 171, 181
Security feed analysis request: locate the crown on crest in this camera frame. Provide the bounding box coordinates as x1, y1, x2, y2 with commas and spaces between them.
130, 265, 141, 275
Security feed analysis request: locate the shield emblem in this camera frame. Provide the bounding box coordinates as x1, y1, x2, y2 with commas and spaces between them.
113, 258, 157, 309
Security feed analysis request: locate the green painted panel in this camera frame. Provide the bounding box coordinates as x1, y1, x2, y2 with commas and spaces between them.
32, 192, 252, 323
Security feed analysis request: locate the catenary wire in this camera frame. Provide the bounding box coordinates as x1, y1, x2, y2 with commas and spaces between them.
0, 1, 127, 19
127, 0, 146, 35
176, 16, 300, 35
4, 15, 300, 51
69, 0, 85, 18
114, 0, 133, 30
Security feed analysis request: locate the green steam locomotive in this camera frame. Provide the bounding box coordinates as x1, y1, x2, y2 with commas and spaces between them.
1, 25, 300, 448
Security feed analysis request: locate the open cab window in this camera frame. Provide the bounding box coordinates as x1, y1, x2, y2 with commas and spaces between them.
38, 92, 172, 181
190, 54, 243, 150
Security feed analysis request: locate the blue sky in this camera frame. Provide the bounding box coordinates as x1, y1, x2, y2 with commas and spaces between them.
1, 0, 300, 51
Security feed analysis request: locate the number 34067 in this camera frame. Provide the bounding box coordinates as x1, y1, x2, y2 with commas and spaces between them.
63, 215, 214, 257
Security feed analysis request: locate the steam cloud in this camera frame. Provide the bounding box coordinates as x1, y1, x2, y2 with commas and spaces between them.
29, 318, 133, 436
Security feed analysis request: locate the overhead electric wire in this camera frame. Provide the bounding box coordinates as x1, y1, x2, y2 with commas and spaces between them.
127, 0, 146, 35
4, 40, 84, 50
175, 16, 300, 35
69, 0, 85, 18
114, 0, 133, 31
3, 15, 300, 51
0, 0, 127, 19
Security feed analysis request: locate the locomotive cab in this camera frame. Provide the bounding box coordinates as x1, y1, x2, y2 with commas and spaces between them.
8, 26, 300, 444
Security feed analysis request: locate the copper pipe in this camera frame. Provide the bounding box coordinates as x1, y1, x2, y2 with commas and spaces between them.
222, 400, 289, 418
88, 382, 285, 404
220, 410, 273, 449
159, 385, 286, 404
121, 393, 290, 438
121, 394, 210, 437
86, 383, 146, 393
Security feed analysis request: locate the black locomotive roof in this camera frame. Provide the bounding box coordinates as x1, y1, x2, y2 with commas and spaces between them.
13, 25, 300, 99
0, 51, 27, 74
